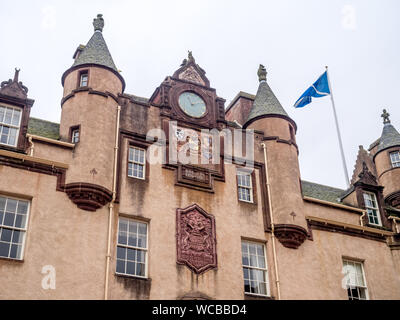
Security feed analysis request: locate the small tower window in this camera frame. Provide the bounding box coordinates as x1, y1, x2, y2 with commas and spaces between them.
390, 151, 400, 168
79, 71, 89, 87
69, 125, 80, 144
363, 192, 382, 226
71, 129, 80, 143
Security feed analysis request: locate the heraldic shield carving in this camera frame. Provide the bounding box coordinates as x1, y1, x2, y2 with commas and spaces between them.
176, 204, 217, 274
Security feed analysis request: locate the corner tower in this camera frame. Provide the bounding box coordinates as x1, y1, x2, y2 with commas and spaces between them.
373, 109, 400, 208
59, 14, 124, 211
243, 65, 308, 248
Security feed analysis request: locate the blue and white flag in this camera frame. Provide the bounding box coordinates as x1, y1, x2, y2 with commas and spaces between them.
294, 71, 330, 108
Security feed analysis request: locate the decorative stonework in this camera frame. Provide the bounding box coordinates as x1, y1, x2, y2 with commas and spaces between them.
178, 66, 205, 86
0, 68, 29, 99
64, 182, 113, 211
385, 191, 400, 208
274, 224, 308, 249
176, 204, 217, 274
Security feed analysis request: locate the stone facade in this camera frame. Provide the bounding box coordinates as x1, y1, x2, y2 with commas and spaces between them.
1, 15, 400, 300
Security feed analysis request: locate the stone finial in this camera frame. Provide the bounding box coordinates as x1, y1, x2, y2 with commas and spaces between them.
13, 68, 20, 82
381, 109, 390, 124
257, 64, 267, 82
93, 14, 104, 32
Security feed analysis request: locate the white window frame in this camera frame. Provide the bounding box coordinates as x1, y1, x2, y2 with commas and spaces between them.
241, 240, 270, 297
116, 217, 148, 279
0, 104, 22, 147
0, 195, 30, 261
128, 146, 146, 180
342, 259, 369, 300
237, 170, 253, 203
79, 73, 88, 87
363, 192, 382, 226
390, 151, 400, 168
71, 129, 80, 143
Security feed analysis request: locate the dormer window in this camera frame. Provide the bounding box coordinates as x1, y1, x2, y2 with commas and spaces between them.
79, 71, 89, 87
0, 105, 22, 147
390, 151, 400, 168
363, 192, 382, 226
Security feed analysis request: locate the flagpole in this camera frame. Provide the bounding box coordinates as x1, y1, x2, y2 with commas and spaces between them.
325, 66, 350, 188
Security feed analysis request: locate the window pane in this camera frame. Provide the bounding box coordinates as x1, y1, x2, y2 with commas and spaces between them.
126, 261, 135, 275
6, 199, 17, 213
1, 228, 12, 242
17, 201, 28, 215
4, 108, 12, 124
4, 213, 15, 227
118, 230, 127, 245
116, 259, 125, 273
137, 263, 145, 276
116, 246, 126, 260
126, 248, 136, 261
0, 197, 5, 211
0, 242, 10, 258
11, 110, 21, 126
0, 107, 4, 123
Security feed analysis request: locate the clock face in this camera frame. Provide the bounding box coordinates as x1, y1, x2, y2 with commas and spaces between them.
178, 92, 206, 118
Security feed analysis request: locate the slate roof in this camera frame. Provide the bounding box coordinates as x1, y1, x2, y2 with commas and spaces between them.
245, 80, 288, 124
72, 30, 118, 72
377, 123, 400, 152
301, 180, 345, 204
27, 117, 60, 140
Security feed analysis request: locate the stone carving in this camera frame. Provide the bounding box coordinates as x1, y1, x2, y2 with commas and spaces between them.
64, 182, 113, 211
381, 109, 390, 124
0, 68, 29, 99
176, 204, 217, 274
93, 14, 104, 32
274, 224, 308, 249
178, 66, 205, 86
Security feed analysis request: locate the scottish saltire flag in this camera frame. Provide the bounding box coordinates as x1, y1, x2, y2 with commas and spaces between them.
294, 71, 330, 108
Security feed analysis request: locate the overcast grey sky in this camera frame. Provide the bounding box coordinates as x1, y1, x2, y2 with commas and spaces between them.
1, 0, 399, 189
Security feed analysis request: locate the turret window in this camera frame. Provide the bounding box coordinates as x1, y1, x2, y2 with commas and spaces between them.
79, 71, 89, 87
363, 192, 382, 226
71, 129, 80, 143
128, 146, 146, 179
0, 105, 22, 147
390, 151, 400, 168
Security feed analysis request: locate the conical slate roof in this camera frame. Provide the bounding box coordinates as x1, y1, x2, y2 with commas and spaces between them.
377, 123, 400, 152
71, 14, 117, 72
245, 65, 289, 126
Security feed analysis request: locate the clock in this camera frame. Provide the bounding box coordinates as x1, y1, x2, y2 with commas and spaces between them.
178, 92, 206, 118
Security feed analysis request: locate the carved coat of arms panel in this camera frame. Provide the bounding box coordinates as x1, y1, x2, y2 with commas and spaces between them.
176, 204, 217, 274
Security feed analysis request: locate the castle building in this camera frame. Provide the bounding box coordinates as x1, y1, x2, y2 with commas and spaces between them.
1, 14, 400, 300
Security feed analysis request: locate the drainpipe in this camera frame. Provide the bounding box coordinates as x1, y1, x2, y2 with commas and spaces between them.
261, 143, 281, 300
104, 105, 121, 300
